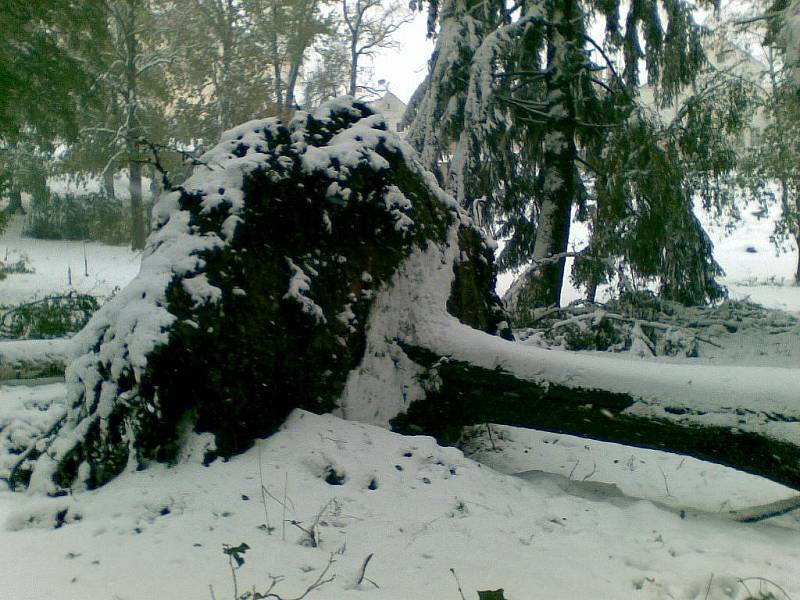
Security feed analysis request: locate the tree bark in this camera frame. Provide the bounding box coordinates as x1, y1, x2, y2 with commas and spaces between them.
103, 168, 116, 201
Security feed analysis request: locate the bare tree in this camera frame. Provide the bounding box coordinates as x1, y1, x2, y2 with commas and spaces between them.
340, 0, 412, 97
256, 0, 330, 110
76, 0, 173, 250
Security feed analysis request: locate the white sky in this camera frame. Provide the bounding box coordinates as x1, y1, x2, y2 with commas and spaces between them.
370, 9, 433, 103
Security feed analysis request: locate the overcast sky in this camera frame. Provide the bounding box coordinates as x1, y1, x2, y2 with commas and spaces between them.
370, 9, 433, 103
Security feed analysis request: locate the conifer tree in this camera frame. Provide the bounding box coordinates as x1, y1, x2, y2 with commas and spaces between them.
408, 0, 746, 323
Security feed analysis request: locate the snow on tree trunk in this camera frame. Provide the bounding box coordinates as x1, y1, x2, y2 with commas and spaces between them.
19, 97, 510, 493
503, 6, 579, 324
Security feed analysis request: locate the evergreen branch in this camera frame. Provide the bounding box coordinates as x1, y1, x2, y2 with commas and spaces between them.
734, 11, 784, 25
582, 34, 623, 85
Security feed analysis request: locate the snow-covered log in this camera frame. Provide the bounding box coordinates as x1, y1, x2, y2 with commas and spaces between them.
0, 339, 70, 381
338, 205, 800, 490
17, 98, 510, 493
12, 97, 800, 495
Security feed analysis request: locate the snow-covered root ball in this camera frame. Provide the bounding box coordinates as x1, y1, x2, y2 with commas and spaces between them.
17, 97, 511, 494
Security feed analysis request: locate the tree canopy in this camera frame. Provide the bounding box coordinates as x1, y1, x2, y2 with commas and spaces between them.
407, 0, 751, 322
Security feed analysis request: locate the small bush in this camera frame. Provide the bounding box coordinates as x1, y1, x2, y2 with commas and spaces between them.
24, 192, 132, 244
0, 292, 99, 339
0, 253, 34, 281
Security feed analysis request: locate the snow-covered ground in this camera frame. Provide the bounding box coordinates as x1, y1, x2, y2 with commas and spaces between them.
0, 409, 797, 600
497, 199, 800, 316
0, 216, 140, 307
0, 195, 798, 599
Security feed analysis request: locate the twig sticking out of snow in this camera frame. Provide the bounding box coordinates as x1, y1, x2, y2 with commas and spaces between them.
355, 553, 379, 589
239, 554, 337, 600
290, 497, 339, 548
450, 568, 468, 600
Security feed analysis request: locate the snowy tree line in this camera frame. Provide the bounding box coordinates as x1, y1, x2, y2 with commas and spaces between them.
0, 0, 410, 249
2, 0, 800, 302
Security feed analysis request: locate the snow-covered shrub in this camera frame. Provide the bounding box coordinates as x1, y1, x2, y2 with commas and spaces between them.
24, 191, 132, 244
0, 253, 33, 281
518, 292, 701, 357
19, 97, 509, 493
0, 292, 99, 339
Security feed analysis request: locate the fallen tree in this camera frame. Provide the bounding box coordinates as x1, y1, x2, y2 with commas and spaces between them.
9, 98, 800, 494
0, 339, 70, 381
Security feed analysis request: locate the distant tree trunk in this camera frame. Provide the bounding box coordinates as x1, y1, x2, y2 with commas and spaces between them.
348, 39, 359, 97
269, 0, 284, 107
218, 21, 234, 132
509, 7, 577, 322
128, 158, 145, 250
6, 187, 24, 215
284, 56, 302, 110
103, 168, 116, 201
585, 275, 598, 303
122, 0, 145, 251
794, 189, 800, 284
30, 163, 49, 207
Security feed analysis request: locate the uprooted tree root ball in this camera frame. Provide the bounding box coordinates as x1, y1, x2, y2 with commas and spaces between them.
14, 98, 510, 493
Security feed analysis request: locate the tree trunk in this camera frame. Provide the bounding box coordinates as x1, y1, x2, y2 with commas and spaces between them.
795, 189, 800, 284
504, 3, 578, 325
795, 232, 800, 285
128, 158, 145, 250
349, 41, 359, 97
392, 343, 800, 491
30, 163, 49, 207
269, 0, 284, 107
103, 168, 116, 201
122, 0, 145, 251
6, 187, 24, 215
284, 56, 302, 110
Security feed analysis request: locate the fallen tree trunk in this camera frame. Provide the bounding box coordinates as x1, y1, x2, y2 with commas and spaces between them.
338, 233, 800, 492
0, 339, 70, 381
392, 344, 800, 491
10, 97, 800, 494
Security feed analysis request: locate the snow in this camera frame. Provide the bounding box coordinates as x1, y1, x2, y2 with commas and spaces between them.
1, 408, 798, 600
0, 216, 140, 308
284, 257, 327, 324
0, 338, 72, 379
498, 198, 800, 317
1, 98, 799, 598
